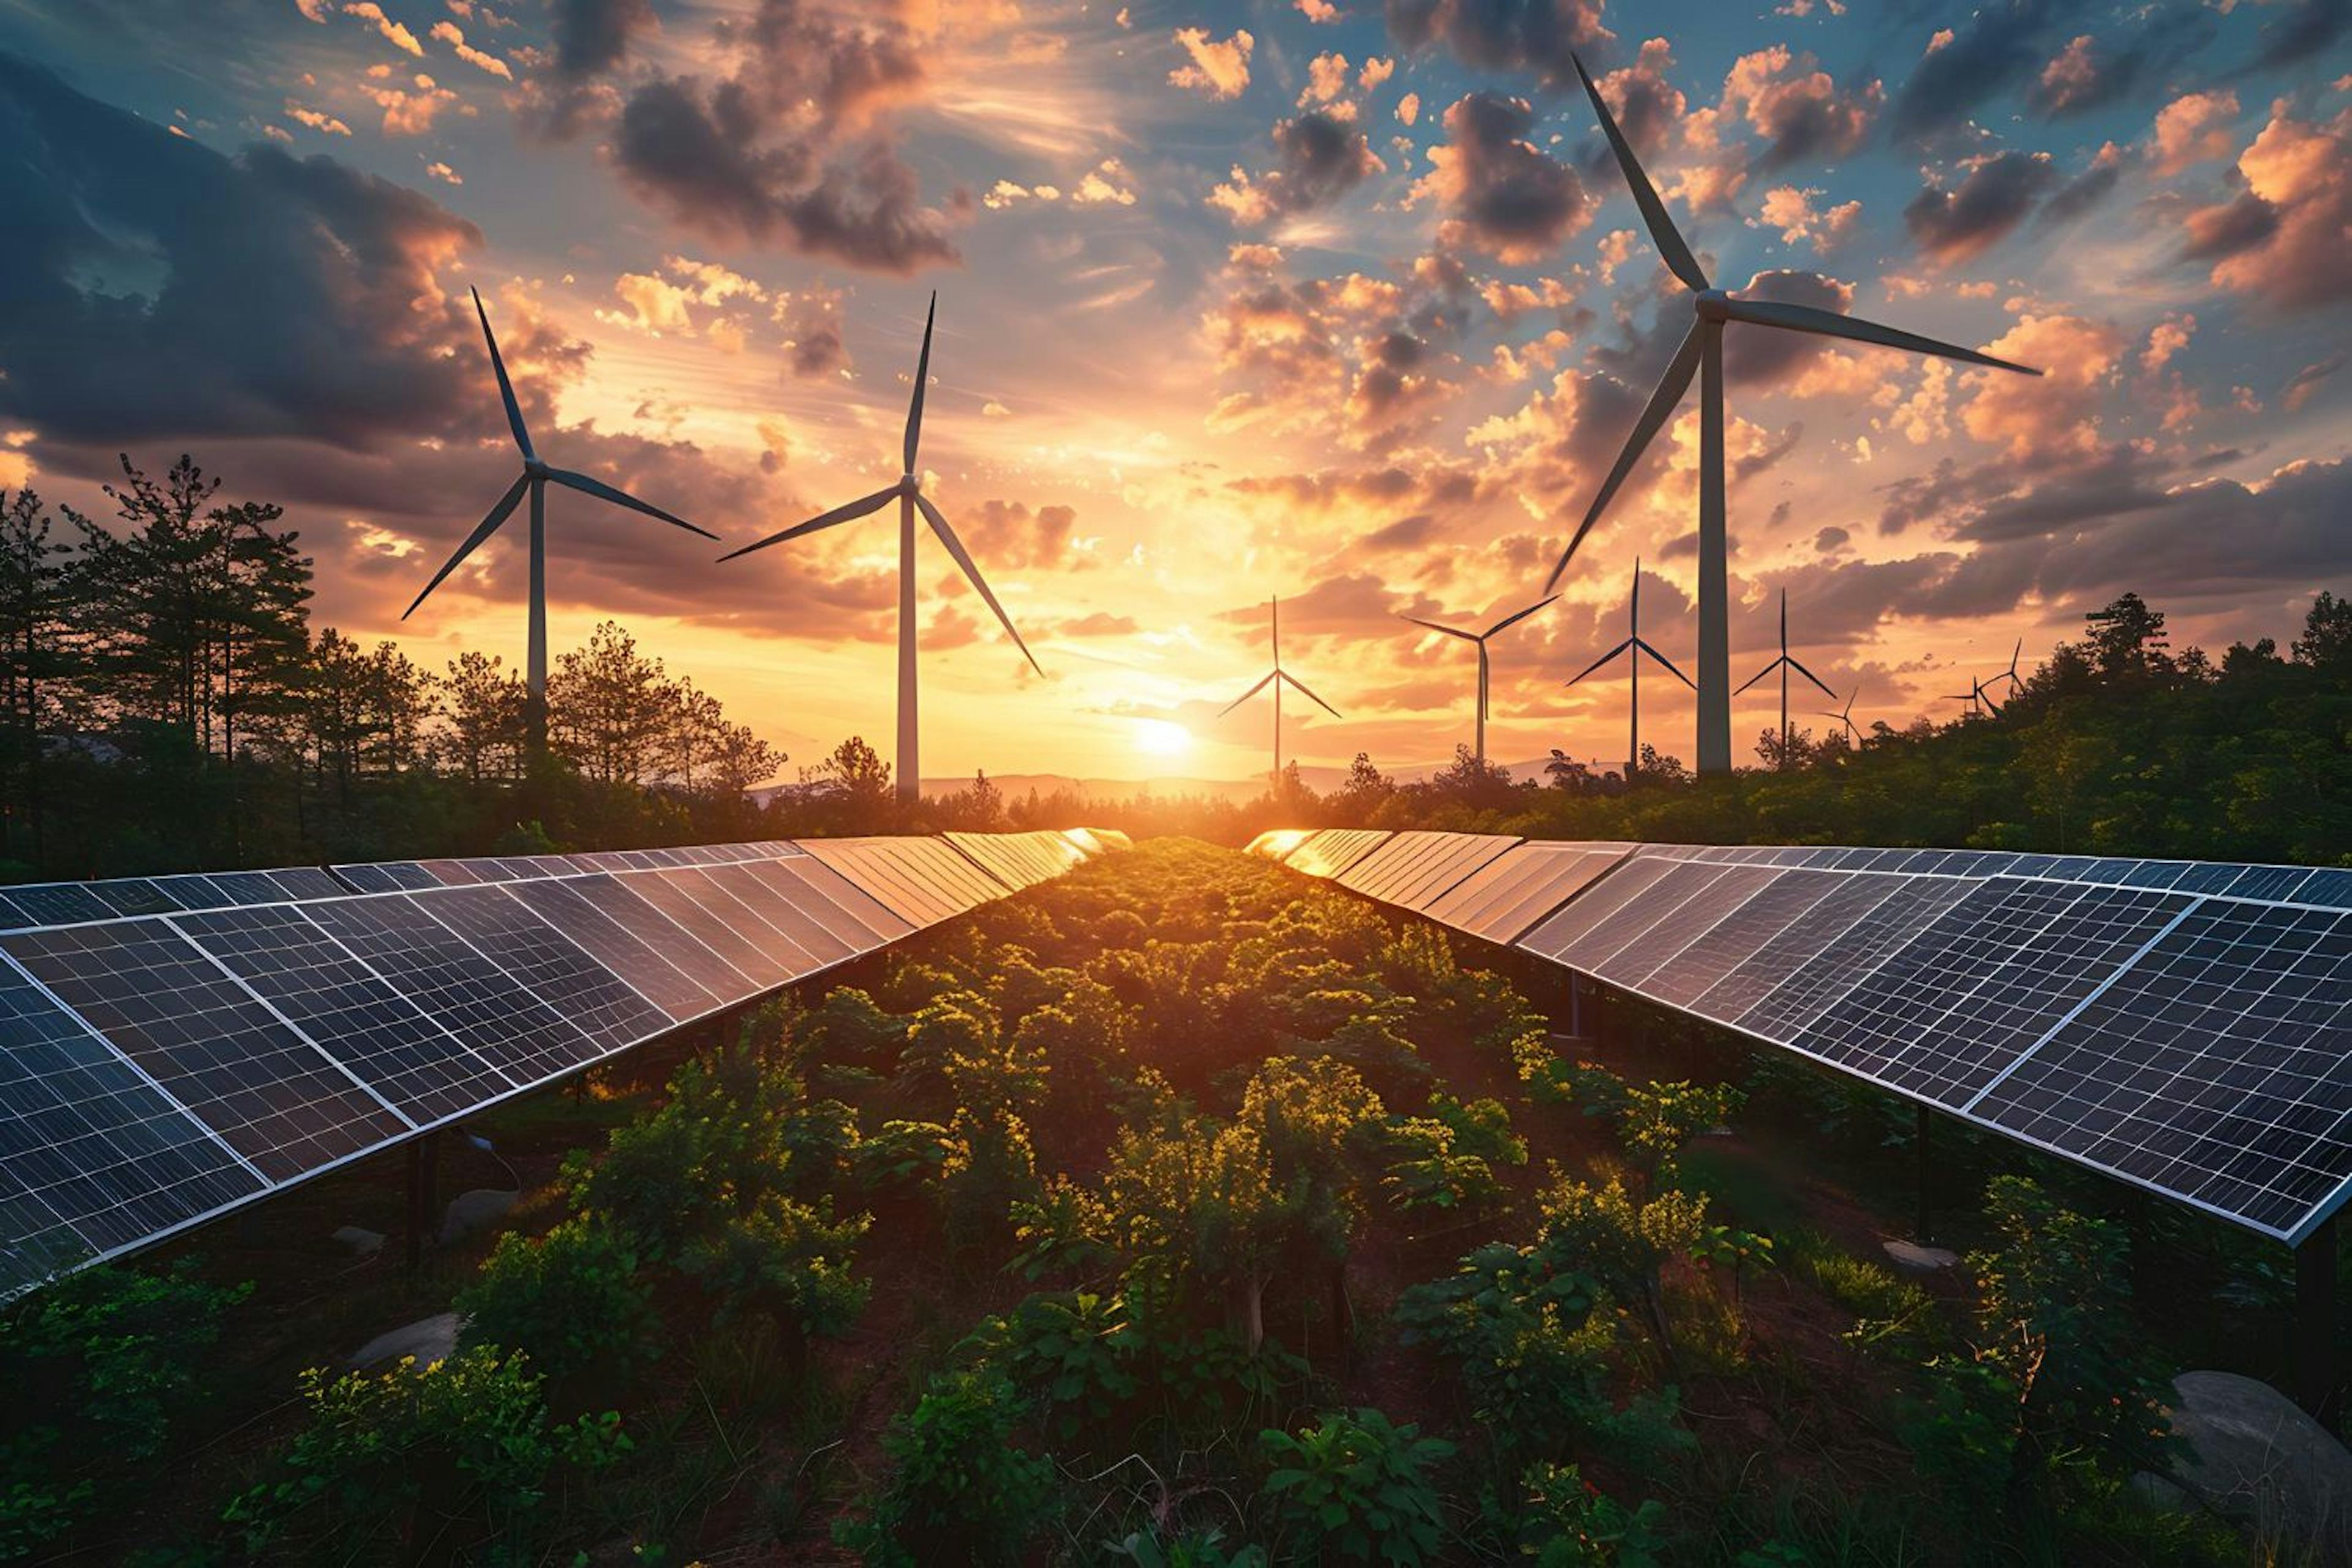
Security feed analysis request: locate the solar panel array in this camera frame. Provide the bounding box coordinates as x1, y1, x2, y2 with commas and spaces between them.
0, 831, 1111, 1292
1259, 829, 2352, 1246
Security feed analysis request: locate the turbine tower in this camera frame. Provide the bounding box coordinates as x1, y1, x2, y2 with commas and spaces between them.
1566, 558, 1692, 778
1736, 589, 1835, 770
1400, 594, 1558, 767
405, 288, 717, 759
720, 294, 1042, 805
1547, 51, 2041, 776
1220, 597, 1340, 786
1943, 674, 2002, 719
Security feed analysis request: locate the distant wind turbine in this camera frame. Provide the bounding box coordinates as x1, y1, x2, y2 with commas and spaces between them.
1566, 558, 1692, 778
1221, 597, 1340, 786
1737, 590, 1836, 769
1817, 687, 1863, 745
1545, 51, 2041, 776
1400, 594, 1558, 767
405, 288, 717, 759
719, 293, 1041, 805
1988, 638, 2025, 699
1943, 674, 2002, 719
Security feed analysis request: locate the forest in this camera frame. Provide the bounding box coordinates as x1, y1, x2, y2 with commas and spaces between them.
1, 838, 2311, 1566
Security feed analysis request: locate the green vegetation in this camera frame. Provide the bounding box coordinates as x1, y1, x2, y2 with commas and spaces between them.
7, 839, 2310, 1564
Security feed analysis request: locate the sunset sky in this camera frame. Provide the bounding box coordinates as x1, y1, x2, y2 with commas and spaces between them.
1, 0, 2347, 785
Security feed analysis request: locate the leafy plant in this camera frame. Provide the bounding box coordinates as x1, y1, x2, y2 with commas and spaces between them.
677, 1191, 870, 1367
1508, 1462, 1668, 1566
457, 1215, 658, 1387
1258, 1407, 1454, 1567
963, 1291, 1137, 1442
835, 1366, 1057, 1566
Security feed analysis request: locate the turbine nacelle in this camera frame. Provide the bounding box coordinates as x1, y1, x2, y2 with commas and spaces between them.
1694, 289, 1732, 323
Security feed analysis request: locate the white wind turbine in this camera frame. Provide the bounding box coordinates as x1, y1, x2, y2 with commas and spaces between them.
1736, 589, 1836, 770
405, 288, 717, 759
1400, 594, 1558, 767
1221, 597, 1341, 786
1546, 51, 2041, 776
1566, 558, 1692, 778
720, 294, 1042, 805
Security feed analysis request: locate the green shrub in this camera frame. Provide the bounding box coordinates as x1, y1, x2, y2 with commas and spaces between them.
1258, 1407, 1454, 1566
965, 1291, 1137, 1443
1381, 1116, 1509, 1212
222, 1348, 627, 1557
835, 1367, 1057, 1565
678, 1192, 870, 1361
457, 1215, 658, 1387
1507, 1462, 1668, 1566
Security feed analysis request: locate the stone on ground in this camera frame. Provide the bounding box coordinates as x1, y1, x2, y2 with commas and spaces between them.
2132, 1370, 2352, 1562
439, 1186, 518, 1245
330, 1225, 384, 1256
1881, 1238, 1959, 1270
350, 1311, 462, 1370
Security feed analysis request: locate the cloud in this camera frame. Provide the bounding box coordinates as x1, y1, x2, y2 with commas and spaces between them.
1754, 184, 1860, 251
1887, 0, 2059, 144
1721, 44, 1880, 168
429, 20, 511, 80
537, 0, 961, 274
962, 498, 1082, 569
1593, 38, 1686, 157
1209, 110, 1385, 225
363, 72, 460, 136
2152, 88, 2239, 175
1958, 312, 2125, 460
2282, 352, 2344, 412
285, 99, 353, 136
2027, 14, 2217, 119
2192, 102, 2352, 312
1415, 92, 1593, 263
1904, 150, 2058, 263
0, 53, 487, 446
1721, 269, 1855, 386
1381, 0, 1613, 88
1168, 26, 1254, 99
344, 1, 422, 55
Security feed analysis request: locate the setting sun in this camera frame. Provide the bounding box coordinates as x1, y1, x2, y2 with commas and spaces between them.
1133, 717, 1192, 758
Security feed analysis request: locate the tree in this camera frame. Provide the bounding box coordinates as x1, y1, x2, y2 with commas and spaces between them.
805, 734, 894, 829
1332, 752, 1393, 821
2293, 590, 2352, 671
549, 620, 671, 785
0, 489, 83, 861
437, 650, 527, 784
2081, 592, 2173, 685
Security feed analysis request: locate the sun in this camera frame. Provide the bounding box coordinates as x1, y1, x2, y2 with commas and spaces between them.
1133, 717, 1191, 758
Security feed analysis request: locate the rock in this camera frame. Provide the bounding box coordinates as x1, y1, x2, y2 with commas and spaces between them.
1882, 1238, 1959, 1270
350, 1311, 462, 1370
330, 1225, 385, 1257
2155, 1370, 2352, 1563
439, 1187, 518, 1245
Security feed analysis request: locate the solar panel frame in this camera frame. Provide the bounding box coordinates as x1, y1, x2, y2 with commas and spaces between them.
331, 862, 442, 895
500, 876, 734, 1020
409, 885, 672, 1051
619, 868, 807, 989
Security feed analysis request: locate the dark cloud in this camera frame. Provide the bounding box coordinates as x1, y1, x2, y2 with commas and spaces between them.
1887, 0, 2060, 144
2181, 192, 2278, 262
963, 499, 1081, 570
538, 0, 960, 274
1727, 48, 1882, 170
1382, 0, 1613, 87
2247, 0, 2351, 72
2026, 15, 2216, 118
1363, 513, 1442, 551
2039, 145, 2126, 227
0, 53, 484, 446
1219, 570, 1438, 638
2282, 352, 2345, 412
1903, 151, 2058, 263
1723, 270, 1854, 385
551, 0, 654, 81
1216, 110, 1385, 222
1425, 93, 1593, 263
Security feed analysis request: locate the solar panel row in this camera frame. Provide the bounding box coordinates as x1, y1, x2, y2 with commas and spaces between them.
0, 832, 1110, 1294
1259, 830, 2352, 1246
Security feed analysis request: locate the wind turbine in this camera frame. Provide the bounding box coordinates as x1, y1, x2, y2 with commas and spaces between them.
1220, 597, 1340, 786
1545, 51, 2041, 777
1988, 638, 2025, 700
1818, 687, 1863, 745
1400, 594, 1558, 767
405, 288, 717, 758
1736, 590, 1836, 770
1566, 558, 1692, 778
1943, 674, 2002, 719
719, 293, 1042, 805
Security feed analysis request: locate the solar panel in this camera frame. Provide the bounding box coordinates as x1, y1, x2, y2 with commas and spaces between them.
331, 862, 442, 895
0, 958, 263, 1291
1518, 856, 1685, 965
0, 922, 409, 1182
172, 906, 514, 1125
3, 883, 115, 929
1645, 865, 1845, 1010
1736, 874, 1980, 1041
1280, 829, 1389, 880
1585, 864, 1789, 993
947, 831, 1082, 891
1973, 900, 2352, 1239
1382, 835, 1524, 913
618, 869, 805, 990
303, 895, 600, 1087
795, 838, 988, 925
701, 862, 867, 968
761, 857, 910, 944
501, 876, 742, 1020
408, 887, 670, 1052
88, 880, 183, 918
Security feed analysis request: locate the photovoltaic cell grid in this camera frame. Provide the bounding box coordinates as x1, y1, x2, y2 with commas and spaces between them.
1282, 829, 1393, 880
0, 832, 1106, 1293
1275, 833, 2352, 1245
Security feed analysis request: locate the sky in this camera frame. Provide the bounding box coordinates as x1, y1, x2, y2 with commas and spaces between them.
0, 0, 2347, 786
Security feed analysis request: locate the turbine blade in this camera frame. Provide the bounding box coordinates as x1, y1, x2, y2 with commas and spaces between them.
1634, 638, 1697, 689
1485, 594, 1559, 638
904, 292, 937, 476
547, 468, 717, 540
471, 287, 536, 464
1279, 668, 1341, 718
1571, 53, 1709, 293
1787, 656, 1838, 699
1566, 638, 1635, 685
1401, 614, 1479, 642
1721, 296, 2042, 375
717, 486, 897, 561
1219, 670, 1276, 717
404, 473, 528, 619
1544, 322, 1702, 593
915, 492, 1044, 677
1734, 658, 1782, 696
